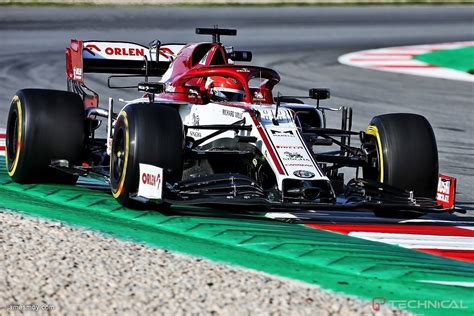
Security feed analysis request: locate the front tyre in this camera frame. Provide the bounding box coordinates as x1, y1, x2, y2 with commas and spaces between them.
363, 113, 439, 217
110, 103, 184, 207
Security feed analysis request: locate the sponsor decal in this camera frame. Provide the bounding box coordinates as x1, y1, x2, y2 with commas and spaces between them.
236, 68, 250, 72
86, 44, 145, 56
270, 130, 294, 137
73, 67, 82, 80
104, 47, 144, 56
222, 109, 243, 119
159, 47, 175, 60
286, 163, 314, 167
436, 174, 456, 209
85, 44, 101, 52
253, 91, 264, 101
142, 172, 161, 186
188, 113, 201, 138
276, 145, 304, 149
281, 150, 311, 163
293, 170, 315, 178
189, 130, 202, 138
372, 296, 467, 311
261, 109, 289, 121
192, 113, 200, 126
283, 151, 304, 160
137, 164, 163, 199
437, 179, 450, 202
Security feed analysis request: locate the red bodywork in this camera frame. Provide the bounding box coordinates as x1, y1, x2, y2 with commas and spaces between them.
157, 43, 280, 105
66, 40, 84, 83
436, 174, 456, 209
66, 39, 98, 108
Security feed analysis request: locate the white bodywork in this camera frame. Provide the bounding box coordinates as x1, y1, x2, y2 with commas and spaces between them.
124, 98, 330, 191
137, 163, 163, 200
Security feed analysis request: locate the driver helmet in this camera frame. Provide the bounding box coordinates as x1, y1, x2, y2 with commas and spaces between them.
206, 76, 245, 102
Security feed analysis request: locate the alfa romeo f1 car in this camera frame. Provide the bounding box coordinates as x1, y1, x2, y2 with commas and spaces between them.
5, 28, 457, 217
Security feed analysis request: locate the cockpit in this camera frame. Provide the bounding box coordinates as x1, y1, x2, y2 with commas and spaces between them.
159, 41, 280, 105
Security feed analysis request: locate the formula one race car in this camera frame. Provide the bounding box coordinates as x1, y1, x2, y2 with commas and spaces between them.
5, 27, 457, 217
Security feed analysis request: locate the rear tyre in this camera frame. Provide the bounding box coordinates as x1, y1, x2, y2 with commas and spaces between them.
363, 113, 438, 218
110, 103, 184, 208
5, 89, 85, 184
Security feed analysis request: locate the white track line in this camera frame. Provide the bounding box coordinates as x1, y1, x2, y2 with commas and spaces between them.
401, 219, 474, 224
348, 232, 474, 250
0, 128, 5, 156
417, 280, 474, 288
265, 212, 298, 219
338, 41, 474, 82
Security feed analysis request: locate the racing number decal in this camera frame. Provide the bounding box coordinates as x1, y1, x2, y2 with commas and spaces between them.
6, 96, 22, 177
111, 111, 130, 198
366, 125, 384, 182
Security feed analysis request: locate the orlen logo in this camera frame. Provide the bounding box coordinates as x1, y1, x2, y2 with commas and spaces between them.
142, 172, 161, 188
86, 44, 145, 57
85, 44, 101, 52
159, 47, 175, 60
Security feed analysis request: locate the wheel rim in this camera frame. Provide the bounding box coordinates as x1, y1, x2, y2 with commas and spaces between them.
111, 128, 125, 187
363, 137, 382, 182
7, 112, 18, 166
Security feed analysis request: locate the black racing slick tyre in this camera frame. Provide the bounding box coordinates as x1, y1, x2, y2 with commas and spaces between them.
363, 113, 438, 217
5, 89, 85, 184
110, 103, 184, 207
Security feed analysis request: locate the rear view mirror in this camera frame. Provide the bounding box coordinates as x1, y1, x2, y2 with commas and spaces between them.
309, 88, 330, 100
228, 51, 252, 62
138, 82, 164, 94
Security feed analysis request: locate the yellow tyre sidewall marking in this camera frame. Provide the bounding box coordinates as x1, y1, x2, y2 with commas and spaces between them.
365, 125, 384, 183
112, 111, 129, 198
7, 96, 22, 177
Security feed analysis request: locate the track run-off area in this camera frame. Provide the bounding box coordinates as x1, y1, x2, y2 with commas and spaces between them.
1, 6, 473, 315
338, 41, 474, 82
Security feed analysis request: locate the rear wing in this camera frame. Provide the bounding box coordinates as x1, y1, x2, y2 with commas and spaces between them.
66, 39, 185, 82
65, 39, 184, 107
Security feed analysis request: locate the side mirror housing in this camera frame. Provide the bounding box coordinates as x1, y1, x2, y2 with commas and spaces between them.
138, 82, 164, 94
309, 88, 330, 100
228, 51, 252, 62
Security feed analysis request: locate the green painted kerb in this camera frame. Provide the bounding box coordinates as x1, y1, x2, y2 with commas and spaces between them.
414, 46, 474, 74
0, 156, 473, 315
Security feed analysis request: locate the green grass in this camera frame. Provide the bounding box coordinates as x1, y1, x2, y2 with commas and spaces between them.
414, 46, 474, 73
